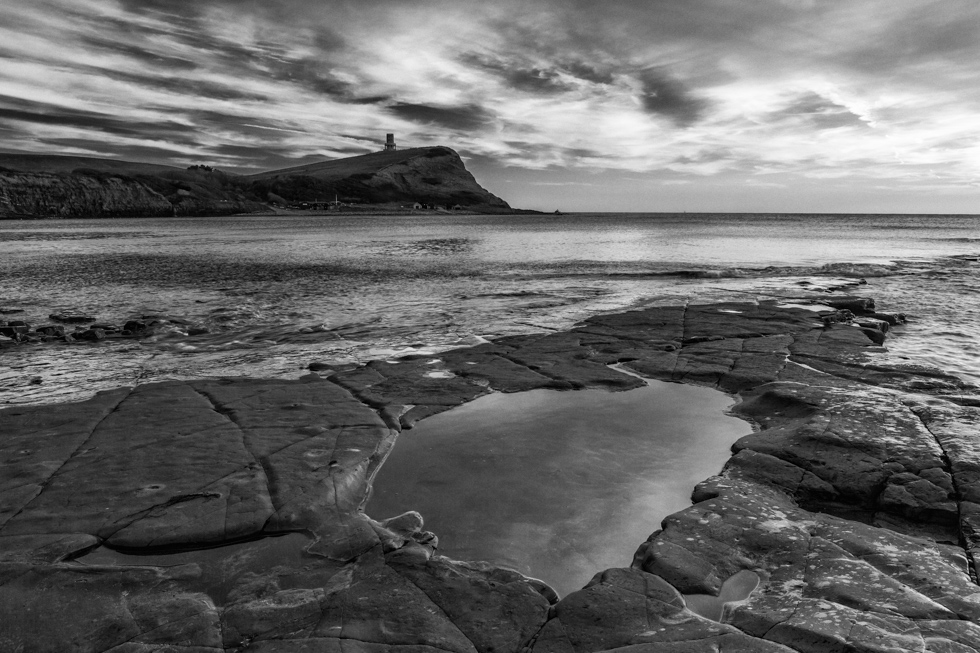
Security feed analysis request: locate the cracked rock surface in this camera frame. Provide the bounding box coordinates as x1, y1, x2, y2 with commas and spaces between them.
2, 298, 979, 652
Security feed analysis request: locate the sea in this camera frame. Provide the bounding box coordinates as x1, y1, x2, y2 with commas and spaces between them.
1, 212, 979, 406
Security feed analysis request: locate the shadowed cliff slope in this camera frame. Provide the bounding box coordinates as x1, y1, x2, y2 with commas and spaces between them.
247, 146, 509, 208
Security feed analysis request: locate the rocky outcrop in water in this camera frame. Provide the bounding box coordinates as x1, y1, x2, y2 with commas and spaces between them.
2, 297, 980, 651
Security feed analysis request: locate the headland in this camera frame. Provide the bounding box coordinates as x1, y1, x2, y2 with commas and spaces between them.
0, 146, 515, 219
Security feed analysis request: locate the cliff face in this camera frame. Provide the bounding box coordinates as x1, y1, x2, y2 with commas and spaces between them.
0, 171, 173, 218
0, 146, 510, 218
363, 147, 509, 208
0, 169, 265, 219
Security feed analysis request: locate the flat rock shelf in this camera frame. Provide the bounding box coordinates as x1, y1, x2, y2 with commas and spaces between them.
3, 298, 980, 653
368, 380, 749, 597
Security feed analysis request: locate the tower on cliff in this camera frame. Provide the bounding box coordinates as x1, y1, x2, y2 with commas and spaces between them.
384, 133, 396, 151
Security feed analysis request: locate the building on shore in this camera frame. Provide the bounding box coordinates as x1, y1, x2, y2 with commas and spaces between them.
385, 133, 396, 151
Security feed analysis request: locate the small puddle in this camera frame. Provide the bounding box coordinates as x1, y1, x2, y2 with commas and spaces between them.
367, 378, 751, 597
75, 532, 330, 603
684, 569, 761, 621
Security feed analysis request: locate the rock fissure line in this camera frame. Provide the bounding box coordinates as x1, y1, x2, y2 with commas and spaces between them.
907, 403, 977, 583
99, 461, 262, 540
189, 384, 278, 515
110, 606, 217, 651
392, 570, 482, 652
276, 635, 464, 653
0, 386, 133, 531
496, 352, 567, 386
56, 421, 237, 475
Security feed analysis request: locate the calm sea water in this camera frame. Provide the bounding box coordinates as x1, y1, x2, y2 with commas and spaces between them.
1, 212, 978, 405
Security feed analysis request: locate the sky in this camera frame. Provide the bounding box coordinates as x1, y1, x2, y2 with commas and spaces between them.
1, 0, 979, 213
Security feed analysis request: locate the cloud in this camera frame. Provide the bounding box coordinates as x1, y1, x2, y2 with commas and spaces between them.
0, 95, 197, 139
635, 69, 707, 126
78, 36, 199, 71
773, 92, 867, 130
560, 61, 616, 85
388, 102, 496, 131
92, 68, 272, 102
838, 2, 980, 76
459, 53, 574, 94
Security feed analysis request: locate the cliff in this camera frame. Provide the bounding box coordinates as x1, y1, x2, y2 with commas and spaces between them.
0, 147, 510, 218
247, 146, 510, 209
0, 171, 174, 218
0, 168, 263, 218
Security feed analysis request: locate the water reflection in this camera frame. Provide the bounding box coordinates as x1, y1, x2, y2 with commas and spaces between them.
367, 379, 751, 597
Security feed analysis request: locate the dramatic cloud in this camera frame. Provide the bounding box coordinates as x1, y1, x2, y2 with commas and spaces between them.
459, 53, 575, 95
1, 0, 979, 210
635, 69, 707, 126
388, 103, 496, 131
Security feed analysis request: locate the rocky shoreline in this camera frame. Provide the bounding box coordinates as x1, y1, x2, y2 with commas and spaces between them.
2, 296, 980, 652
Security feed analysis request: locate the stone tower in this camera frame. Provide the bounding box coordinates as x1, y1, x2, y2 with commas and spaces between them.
385, 133, 396, 151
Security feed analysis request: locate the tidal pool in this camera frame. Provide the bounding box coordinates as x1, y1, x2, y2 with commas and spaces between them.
367, 378, 752, 597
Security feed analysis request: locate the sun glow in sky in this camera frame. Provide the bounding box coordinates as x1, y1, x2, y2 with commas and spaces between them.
2, 0, 979, 212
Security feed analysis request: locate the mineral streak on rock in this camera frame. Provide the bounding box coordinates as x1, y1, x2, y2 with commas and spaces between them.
2, 297, 980, 651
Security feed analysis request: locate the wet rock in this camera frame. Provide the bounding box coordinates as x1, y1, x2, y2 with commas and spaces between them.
301, 557, 486, 652
731, 381, 951, 525
870, 311, 907, 325
530, 567, 788, 653
380, 511, 425, 538
804, 536, 955, 619
34, 325, 65, 336
442, 349, 561, 392
640, 472, 980, 650
859, 325, 887, 345
0, 324, 29, 337
124, 320, 148, 332
820, 296, 876, 314
877, 472, 958, 525
330, 358, 491, 428
632, 538, 724, 595
74, 327, 106, 341
0, 565, 221, 652
221, 587, 326, 647
49, 313, 95, 323
389, 556, 553, 653
857, 317, 890, 333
